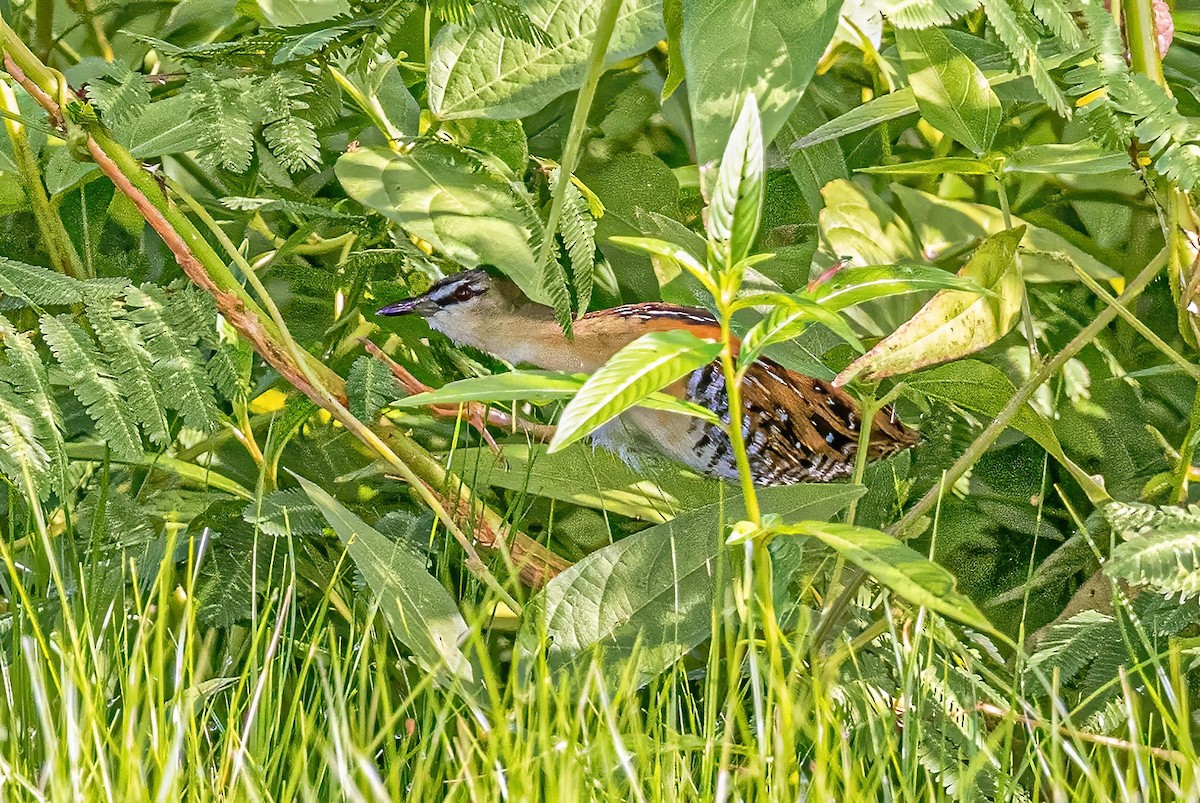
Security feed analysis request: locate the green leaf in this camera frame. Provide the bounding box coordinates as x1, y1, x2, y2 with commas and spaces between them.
427, 0, 664, 119
40, 315, 142, 461
896, 26, 1002, 155
451, 442, 721, 523
1103, 502, 1200, 600
336, 143, 550, 304
661, 0, 685, 99
738, 295, 863, 369
296, 474, 476, 689
347, 356, 400, 422
519, 483, 863, 681
791, 88, 917, 149
837, 227, 1024, 383
780, 521, 994, 632
810, 264, 993, 311
857, 156, 996, 175
892, 185, 1121, 282
549, 330, 722, 452
905, 359, 1108, 502
608, 235, 715, 293
1002, 143, 1133, 175
707, 95, 765, 269
680, 0, 844, 167
393, 371, 587, 407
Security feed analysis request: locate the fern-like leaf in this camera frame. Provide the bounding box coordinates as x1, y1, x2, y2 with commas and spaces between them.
554, 170, 598, 314
0, 320, 66, 494
347, 355, 400, 422
126, 285, 220, 432
86, 302, 172, 445
86, 62, 151, 128
981, 0, 1068, 115
40, 314, 142, 460
190, 72, 257, 173
0, 257, 84, 307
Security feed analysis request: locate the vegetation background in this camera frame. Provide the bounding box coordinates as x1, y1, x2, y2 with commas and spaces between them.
1, 0, 1200, 798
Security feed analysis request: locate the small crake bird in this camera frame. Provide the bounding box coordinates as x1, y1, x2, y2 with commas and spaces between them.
377, 269, 917, 486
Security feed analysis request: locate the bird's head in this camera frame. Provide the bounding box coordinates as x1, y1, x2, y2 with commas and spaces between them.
376, 268, 499, 320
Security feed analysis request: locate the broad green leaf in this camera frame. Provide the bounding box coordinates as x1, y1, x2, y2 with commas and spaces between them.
792, 88, 917, 149
427, 0, 664, 120
707, 95, 765, 268
393, 371, 586, 407
519, 483, 864, 681
451, 443, 721, 523
896, 26, 1001, 155
738, 295, 863, 368
892, 185, 1120, 282
1002, 143, 1133, 176
779, 521, 994, 633
837, 227, 1024, 383
681, 0, 844, 167
608, 235, 715, 293
296, 475, 476, 689
550, 330, 722, 452
906, 360, 1108, 502
394, 370, 718, 424
336, 143, 550, 304
858, 156, 995, 175
254, 0, 349, 25
810, 264, 993, 311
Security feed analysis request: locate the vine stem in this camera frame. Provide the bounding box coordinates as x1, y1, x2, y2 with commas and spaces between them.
0, 29, 568, 588
812, 246, 1169, 651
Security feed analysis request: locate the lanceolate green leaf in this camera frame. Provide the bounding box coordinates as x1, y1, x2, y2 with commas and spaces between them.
837, 227, 1024, 384
549, 330, 722, 452
779, 521, 994, 633
681, 0, 845, 167
520, 483, 864, 681
738, 295, 862, 369
297, 475, 476, 690
810, 264, 993, 311
393, 371, 587, 408
896, 26, 1002, 155
707, 95, 765, 269
336, 143, 550, 304
427, 0, 664, 120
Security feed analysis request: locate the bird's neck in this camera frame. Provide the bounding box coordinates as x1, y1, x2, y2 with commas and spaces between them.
427, 301, 608, 373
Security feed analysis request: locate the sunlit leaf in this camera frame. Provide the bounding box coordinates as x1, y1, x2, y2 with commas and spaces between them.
681, 0, 844, 166
858, 156, 995, 175
549, 330, 722, 452
519, 483, 864, 681
739, 295, 863, 368
897, 26, 1002, 155
707, 95, 765, 269
778, 520, 995, 633
335, 142, 549, 304
810, 264, 993, 311
427, 0, 664, 119
837, 227, 1024, 384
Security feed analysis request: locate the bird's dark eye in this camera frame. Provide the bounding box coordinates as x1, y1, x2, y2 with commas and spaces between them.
453, 284, 475, 302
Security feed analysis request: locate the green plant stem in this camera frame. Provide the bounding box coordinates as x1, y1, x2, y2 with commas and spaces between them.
812, 246, 1169, 651
537, 0, 622, 289
1070, 261, 1200, 380
0, 78, 84, 278
1124, 0, 1166, 86
61, 443, 254, 500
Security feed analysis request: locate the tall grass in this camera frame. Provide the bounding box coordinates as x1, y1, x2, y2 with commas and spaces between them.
0, 479, 1196, 801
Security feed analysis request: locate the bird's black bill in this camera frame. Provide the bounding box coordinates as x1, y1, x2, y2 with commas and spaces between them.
376, 297, 421, 316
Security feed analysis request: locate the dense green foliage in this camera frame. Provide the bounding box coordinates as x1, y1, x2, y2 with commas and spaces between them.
2, 0, 1200, 798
